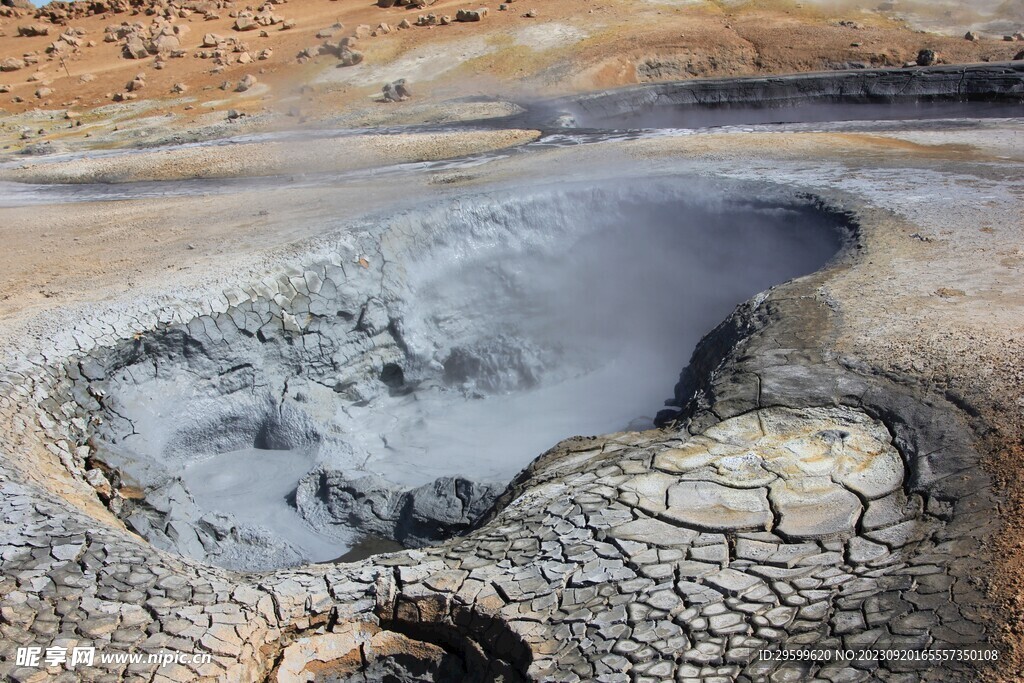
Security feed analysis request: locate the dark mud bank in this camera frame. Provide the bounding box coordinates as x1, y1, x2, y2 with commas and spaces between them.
552, 62, 1024, 129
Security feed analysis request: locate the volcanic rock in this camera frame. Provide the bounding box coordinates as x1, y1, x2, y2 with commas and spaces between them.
235, 73, 257, 91
338, 47, 363, 66
381, 78, 410, 102
17, 24, 49, 37
1, 57, 26, 71
456, 7, 487, 21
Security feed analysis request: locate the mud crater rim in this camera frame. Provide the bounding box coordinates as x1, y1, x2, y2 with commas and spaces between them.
71, 177, 850, 572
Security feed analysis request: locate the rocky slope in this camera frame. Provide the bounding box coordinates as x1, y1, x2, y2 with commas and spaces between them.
1, 0, 1024, 152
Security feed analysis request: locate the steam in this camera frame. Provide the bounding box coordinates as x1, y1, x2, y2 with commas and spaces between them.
347, 185, 842, 486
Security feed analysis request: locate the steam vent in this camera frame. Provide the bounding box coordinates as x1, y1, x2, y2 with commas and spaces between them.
2, 0, 1024, 679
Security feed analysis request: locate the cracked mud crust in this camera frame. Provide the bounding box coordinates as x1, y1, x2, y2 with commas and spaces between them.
0, 87, 1023, 682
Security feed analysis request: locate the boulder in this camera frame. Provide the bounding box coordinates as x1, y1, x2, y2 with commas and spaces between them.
1015, 49, 1024, 61
234, 14, 258, 31
964, 31, 979, 41
456, 7, 487, 21
201, 33, 222, 47
235, 73, 256, 91
17, 24, 49, 37
124, 36, 149, 59
295, 470, 500, 547
35, 86, 52, 98
381, 78, 410, 102
151, 33, 179, 52
915, 49, 936, 66
338, 47, 363, 66
354, 24, 371, 38
1, 57, 26, 71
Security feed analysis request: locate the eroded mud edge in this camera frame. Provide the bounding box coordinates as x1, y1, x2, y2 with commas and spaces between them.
554, 62, 1024, 127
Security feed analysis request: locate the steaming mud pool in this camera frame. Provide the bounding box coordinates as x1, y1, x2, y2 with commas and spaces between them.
85, 179, 842, 570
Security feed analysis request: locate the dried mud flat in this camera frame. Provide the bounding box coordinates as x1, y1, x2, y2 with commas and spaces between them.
1, 59, 1024, 683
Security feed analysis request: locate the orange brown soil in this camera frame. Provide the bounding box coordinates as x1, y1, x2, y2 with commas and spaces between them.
1, 0, 1022, 149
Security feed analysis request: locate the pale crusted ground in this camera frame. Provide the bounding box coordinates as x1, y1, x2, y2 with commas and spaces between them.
0, 128, 539, 182
627, 123, 1024, 677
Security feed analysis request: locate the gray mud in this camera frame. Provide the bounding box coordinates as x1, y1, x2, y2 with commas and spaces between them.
78, 178, 842, 570
558, 63, 1024, 129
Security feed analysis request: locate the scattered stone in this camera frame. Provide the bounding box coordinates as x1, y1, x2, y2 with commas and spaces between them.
151, 32, 179, 53
381, 78, 411, 102
1, 57, 26, 71
234, 13, 258, 31
17, 24, 49, 37
172, 82, 187, 93
456, 7, 487, 21
124, 36, 149, 59
338, 48, 363, 66
235, 74, 257, 92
